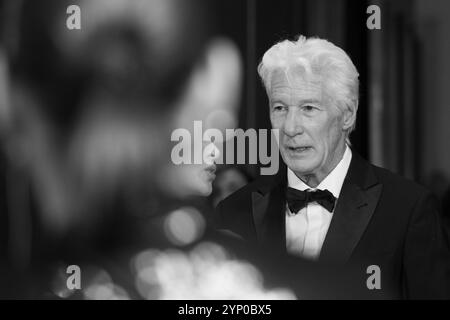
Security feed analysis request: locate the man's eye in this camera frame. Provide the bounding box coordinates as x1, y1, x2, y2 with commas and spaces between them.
273, 105, 285, 111
303, 105, 316, 112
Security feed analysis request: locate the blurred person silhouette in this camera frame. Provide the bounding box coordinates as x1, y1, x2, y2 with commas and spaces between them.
210, 167, 250, 207
0, 0, 251, 298
0, 0, 373, 300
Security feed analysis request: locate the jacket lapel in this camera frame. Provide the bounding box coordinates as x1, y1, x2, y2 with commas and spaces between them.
319, 152, 382, 264
251, 165, 287, 253
250, 152, 382, 263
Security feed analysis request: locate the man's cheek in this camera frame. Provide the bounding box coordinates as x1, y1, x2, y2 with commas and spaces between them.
270, 115, 283, 129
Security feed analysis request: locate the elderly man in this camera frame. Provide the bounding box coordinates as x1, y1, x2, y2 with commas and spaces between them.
216, 36, 449, 299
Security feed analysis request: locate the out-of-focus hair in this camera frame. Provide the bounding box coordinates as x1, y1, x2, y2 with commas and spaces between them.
2, 0, 213, 133
257, 35, 359, 142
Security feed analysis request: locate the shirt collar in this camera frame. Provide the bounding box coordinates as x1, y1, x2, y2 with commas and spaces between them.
287, 145, 352, 199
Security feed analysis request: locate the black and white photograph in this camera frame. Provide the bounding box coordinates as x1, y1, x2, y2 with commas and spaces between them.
0, 0, 449, 303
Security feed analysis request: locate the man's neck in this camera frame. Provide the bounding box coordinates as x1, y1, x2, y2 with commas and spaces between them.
296, 144, 348, 188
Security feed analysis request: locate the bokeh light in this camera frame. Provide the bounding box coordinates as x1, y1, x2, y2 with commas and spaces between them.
132, 242, 297, 300
164, 207, 206, 246
83, 268, 130, 300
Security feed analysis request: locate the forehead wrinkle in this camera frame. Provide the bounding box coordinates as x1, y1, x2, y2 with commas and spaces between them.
270, 73, 324, 106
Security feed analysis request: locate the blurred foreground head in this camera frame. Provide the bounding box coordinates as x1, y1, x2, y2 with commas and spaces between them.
1, 0, 241, 238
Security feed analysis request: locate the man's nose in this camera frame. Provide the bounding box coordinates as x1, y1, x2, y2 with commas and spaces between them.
283, 109, 304, 137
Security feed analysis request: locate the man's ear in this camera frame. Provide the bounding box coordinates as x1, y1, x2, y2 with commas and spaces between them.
341, 101, 357, 131
175, 37, 243, 133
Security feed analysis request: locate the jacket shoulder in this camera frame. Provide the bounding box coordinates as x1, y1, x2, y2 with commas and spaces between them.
371, 164, 432, 198
214, 174, 279, 238
218, 174, 278, 208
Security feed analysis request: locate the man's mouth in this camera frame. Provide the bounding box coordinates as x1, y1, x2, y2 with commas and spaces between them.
286, 146, 312, 152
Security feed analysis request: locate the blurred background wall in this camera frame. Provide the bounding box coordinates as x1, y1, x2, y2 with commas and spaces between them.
415, 0, 450, 197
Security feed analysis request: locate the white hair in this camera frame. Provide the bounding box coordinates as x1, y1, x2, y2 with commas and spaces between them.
257, 35, 359, 143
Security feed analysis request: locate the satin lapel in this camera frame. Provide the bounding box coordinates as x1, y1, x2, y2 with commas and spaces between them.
319, 152, 383, 265
251, 170, 287, 253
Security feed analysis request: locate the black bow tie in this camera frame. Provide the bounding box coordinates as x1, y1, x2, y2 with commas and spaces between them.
286, 187, 336, 214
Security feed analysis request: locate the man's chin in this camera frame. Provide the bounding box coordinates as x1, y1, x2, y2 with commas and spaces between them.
282, 154, 312, 171
284, 159, 316, 176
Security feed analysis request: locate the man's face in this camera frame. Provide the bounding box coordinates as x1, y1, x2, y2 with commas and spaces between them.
269, 69, 347, 180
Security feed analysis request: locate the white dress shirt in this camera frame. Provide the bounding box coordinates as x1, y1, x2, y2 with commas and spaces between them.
285, 145, 352, 260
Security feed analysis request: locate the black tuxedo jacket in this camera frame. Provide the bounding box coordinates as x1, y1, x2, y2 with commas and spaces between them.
216, 151, 450, 299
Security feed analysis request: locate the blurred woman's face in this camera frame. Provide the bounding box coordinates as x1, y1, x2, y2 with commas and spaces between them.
163, 140, 220, 198
157, 39, 242, 199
